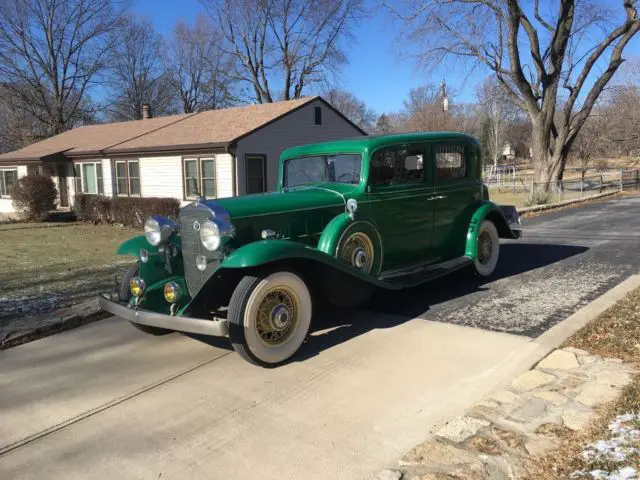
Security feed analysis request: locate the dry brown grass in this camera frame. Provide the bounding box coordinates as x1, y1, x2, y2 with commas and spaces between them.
524, 287, 640, 479
0, 223, 138, 323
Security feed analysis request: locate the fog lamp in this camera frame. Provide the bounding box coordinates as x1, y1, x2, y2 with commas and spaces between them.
196, 255, 207, 271
129, 277, 146, 297
140, 248, 149, 263
163, 281, 182, 303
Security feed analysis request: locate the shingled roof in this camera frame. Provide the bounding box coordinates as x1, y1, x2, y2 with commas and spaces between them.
0, 97, 349, 162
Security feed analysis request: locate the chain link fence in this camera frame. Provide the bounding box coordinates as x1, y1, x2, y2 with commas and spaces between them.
484, 169, 640, 207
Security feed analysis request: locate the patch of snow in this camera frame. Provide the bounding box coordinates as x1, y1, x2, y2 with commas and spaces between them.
570, 413, 640, 480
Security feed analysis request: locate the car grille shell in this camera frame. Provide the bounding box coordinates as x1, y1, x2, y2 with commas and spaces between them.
179, 203, 221, 297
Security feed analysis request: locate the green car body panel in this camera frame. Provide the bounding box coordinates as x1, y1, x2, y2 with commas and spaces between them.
110, 132, 520, 317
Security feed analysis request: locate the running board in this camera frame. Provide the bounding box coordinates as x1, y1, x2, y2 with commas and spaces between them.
379, 256, 473, 287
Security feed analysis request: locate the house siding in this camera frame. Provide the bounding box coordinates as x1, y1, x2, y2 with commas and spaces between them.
137, 153, 232, 203
234, 99, 364, 195
0, 165, 27, 213
215, 153, 233, 199
139, 156, 183, 200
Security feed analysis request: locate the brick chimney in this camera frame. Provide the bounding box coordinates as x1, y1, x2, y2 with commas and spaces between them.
142, 104, 151, 119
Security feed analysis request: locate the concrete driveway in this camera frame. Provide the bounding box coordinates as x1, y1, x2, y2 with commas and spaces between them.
1, 196, 639, 480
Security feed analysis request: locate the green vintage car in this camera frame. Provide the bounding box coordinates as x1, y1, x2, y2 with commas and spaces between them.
99, 132, 521, 367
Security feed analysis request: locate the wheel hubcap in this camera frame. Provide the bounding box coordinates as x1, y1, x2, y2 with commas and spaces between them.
341, 232, 374, 273
256, 287, 299, 345
478, 230, 493, 266
270, 304, 290, 330
353, 248, 368, 268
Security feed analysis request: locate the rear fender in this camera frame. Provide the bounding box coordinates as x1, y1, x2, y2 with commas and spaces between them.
465, 201, 519, 259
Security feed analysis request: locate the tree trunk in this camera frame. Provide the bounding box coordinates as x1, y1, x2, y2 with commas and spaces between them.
530, 120, 567, 193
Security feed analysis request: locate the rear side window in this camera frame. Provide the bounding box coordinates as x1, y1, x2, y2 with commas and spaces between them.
370, 145, 424, 186
435, 144, 466, 180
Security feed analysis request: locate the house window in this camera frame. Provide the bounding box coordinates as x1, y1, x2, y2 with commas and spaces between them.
115, 160, 140, 196
74, 162, 104, 195
183, 157, 216, 199
314, 106, 322, 125
246, 155, 266, 194
370, 145, 424, 186
435, 144, 466, 180
0, 169, 18, 198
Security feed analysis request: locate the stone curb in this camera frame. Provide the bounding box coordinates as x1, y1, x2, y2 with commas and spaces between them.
0, 299, 108, 350
518, 190, 619, 214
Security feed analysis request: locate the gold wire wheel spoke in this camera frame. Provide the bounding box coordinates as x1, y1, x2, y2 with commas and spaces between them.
340, 232, 374, 273
254, 286, 300, 346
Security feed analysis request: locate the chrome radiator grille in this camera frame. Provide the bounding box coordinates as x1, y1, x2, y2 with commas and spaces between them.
179, 203, 220, 297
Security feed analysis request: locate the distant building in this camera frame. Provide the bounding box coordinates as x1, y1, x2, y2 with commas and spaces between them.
502, 142, 516, 161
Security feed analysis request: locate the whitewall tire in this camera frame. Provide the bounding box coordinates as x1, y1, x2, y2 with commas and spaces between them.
228, 271, 312, 367
474, 220, 499, 277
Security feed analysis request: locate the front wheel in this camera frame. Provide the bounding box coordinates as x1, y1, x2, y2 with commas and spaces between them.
473, 220, 500, 277
228, 271, 312, 367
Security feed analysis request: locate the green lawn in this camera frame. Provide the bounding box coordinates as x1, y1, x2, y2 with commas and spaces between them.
0, 223, 139, 324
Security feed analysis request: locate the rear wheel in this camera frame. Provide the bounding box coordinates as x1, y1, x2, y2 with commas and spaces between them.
119, 263, 171, 336
473, 220, 500, 277
228, 271, 312, 367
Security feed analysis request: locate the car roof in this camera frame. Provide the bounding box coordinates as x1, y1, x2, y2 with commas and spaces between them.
281, 131, 479, 159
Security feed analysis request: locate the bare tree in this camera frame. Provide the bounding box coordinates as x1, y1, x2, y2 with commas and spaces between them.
476, 77, 519, 167
387, 0, 640, 191
574, 115, 606, 181
402, 84, 450, 131
324, 88, 376, 131
374, 113, 395, 134
167, 15, 235, 113
0, 0, 121, 138
203, 0, 364, 103
107, 16, 177, 121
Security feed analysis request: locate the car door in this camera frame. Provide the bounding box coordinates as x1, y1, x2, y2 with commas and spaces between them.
430, 141, 480, 259
364, 143, 434, 271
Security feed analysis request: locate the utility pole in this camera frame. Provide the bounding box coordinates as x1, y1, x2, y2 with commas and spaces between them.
441, 79, 449, 129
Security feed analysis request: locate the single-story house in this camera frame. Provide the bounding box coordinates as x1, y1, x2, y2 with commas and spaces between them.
0, 97, 366, 213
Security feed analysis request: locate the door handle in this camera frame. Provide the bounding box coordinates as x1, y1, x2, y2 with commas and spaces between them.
427, 195, 447, 201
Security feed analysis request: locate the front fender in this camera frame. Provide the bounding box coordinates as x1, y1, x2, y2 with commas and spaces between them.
317, 212, 352, 255
465, 201, 519, 259
117, 235, 157, 258
219, 239, 388, 287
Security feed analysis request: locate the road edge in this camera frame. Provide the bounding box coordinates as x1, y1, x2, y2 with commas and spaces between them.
0, 299, 107, 350
518, 190, 619, 214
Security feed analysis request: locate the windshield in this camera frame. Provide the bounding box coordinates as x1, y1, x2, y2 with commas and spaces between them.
283, 154, 361, 188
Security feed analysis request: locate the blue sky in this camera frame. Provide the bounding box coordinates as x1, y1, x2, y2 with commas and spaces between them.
131, 0, 640, 115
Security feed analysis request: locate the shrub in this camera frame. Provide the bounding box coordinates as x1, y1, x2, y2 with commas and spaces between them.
523, 190, 551, 207
74, 194, 180, 227
11, 174, 58, 221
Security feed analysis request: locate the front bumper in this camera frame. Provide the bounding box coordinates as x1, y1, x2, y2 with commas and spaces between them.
98, 295, 229, 337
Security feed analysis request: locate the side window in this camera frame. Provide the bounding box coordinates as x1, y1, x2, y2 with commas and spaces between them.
370, 145, 424, 187
435, 144, 466, 180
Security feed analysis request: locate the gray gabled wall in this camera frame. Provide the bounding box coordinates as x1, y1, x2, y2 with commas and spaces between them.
234, 99, 365, 195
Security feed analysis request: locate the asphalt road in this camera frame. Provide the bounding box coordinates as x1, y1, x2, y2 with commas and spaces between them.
1, 196, 639, 480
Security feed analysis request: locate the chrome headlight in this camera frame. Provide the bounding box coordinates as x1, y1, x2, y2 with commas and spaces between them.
199, 218, 234, 252
200, 220, 221, 251
144, 216, 177, 247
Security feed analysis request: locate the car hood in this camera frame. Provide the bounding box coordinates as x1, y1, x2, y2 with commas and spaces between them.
207, 185, 356, 220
